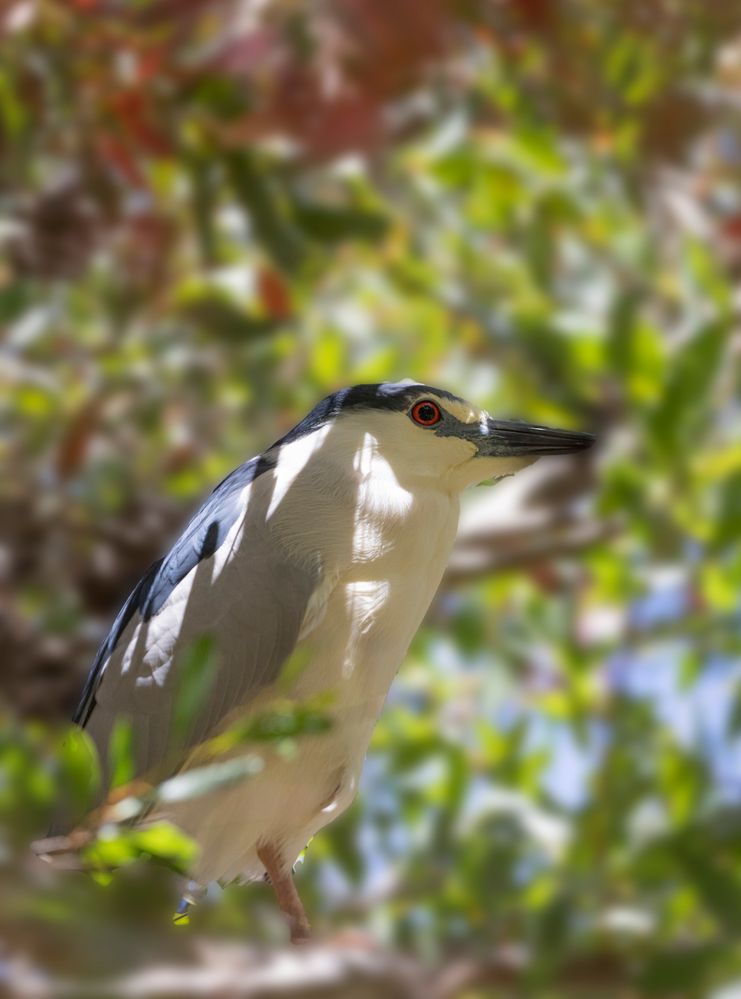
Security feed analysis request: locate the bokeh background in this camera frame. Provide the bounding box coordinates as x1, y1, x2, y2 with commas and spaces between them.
2, 2, 741, 996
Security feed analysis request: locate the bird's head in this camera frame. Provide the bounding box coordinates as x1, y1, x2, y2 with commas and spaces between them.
273, 381, 594, 494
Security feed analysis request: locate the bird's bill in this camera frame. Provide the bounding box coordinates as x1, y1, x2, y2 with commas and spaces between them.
481, 419, 596, 456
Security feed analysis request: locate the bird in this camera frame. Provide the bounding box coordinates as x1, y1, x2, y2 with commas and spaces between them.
67, 381, 594, 942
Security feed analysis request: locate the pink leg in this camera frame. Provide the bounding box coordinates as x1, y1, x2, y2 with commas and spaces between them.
257, 842, 311, 944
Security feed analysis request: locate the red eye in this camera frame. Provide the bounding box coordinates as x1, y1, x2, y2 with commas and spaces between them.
411, 400, 442, 426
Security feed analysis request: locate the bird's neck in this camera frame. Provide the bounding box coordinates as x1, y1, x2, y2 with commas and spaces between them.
262, 434, 459, 575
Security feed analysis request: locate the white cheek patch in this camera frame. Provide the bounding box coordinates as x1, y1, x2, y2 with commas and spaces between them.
442, 398, 482, 426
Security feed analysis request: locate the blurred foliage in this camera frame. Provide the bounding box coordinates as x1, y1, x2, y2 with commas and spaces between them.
2, 0, 741, 996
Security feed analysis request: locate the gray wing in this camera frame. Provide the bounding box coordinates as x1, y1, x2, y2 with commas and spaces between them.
75, 454, 318, 785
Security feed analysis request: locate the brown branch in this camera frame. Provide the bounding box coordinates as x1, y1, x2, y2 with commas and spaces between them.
443, 519, 619, 587
1, 939, 635, 999
433, 948, 631, 999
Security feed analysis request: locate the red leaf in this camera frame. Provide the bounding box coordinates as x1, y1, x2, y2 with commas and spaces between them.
110, 90, 172, 157
56, 398, 102, 481
721, 215, 741, 241
97, 134, 146, 187
258, 267, 293, 319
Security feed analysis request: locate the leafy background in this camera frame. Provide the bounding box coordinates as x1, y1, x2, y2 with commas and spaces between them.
2, 1, 741, 996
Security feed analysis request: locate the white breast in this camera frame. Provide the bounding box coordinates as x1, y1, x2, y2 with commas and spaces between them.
156, 429, 460, 886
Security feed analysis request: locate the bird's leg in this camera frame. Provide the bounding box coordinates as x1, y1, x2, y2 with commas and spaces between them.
257, 841, 311, 944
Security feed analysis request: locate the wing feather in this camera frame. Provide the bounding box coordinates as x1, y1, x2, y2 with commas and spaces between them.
75, 456, 320, 787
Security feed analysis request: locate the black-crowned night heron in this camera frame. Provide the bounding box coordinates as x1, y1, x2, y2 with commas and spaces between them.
71, 381, 593, 941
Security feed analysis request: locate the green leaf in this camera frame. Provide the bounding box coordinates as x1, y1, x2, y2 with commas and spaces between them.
293, 201, 389, 244
57, 726, 100, 818
156, 756, 264, 805
170, 633, 219, 754
108, 716, 135, 791
649, 320, 729, 458
640, 945, 723, 994
224, 151, 305, 270
672, 840, 741, 933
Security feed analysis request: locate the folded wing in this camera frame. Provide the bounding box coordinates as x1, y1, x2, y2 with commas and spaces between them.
75, 455, 319, 787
